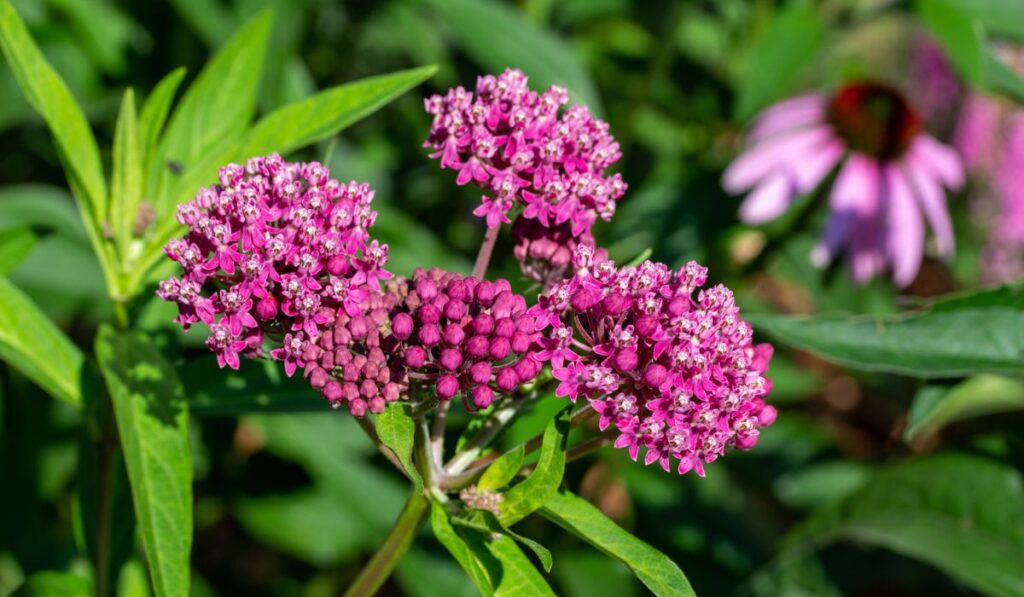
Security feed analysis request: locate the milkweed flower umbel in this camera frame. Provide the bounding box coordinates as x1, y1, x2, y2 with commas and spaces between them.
424, 68, 626, 283
723, 82, 964, 286
158, 153, 390, 373
530, 247, 776, 476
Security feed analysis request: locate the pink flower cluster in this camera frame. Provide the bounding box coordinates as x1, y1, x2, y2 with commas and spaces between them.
530, 247, 776, 476
387, 268, 543, 410
157, 153, 390, 371
424, 68, 626, 279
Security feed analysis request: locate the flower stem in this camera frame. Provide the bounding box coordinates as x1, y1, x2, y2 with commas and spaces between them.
342, 491, 430, 597
472, 224, 501, 280
93, 400, 118, 597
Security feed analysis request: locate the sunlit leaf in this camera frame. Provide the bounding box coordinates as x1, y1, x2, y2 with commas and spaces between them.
905, 375, 1024, 442
0, 227, 35, 274
111, 88, 143, 260
138, 68, 186, 167
12, 571, 91, 596
478, 444, 524, 492
96, 326, 191, 597
541, 490, 694, 597
0, 276, 83, 405
499, 406, 570, 526
430, 502, 494, 595
375, 402, 423, 490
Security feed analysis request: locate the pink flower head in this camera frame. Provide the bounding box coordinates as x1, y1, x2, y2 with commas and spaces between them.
723, 81, 964, 287
159, 154, 390, 374
424, 69, 626, 282
385, 269, 542, 411
532, 247, 776, 476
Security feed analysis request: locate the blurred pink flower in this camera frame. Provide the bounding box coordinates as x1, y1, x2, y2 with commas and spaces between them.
723, 82, 964, 286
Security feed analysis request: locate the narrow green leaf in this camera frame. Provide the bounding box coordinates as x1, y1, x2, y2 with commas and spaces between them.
748, 285, 1024, 378
115, 560, 150, 597
541, 490, 694, 597
0, 276, 83, 405
375, 402, 423, 491
0, 0, 107, 224
111, 88, 143, 260
916, 0, 986, 84
0, 227, 36, 274
734, 6, 825, 119
12, 571, 91, 596
499, 406, 570, 526
431, 502, 495, 595
96, 326, 192, 597
240, 65, 437, 157
148, 11, 272, 212
985, 52, 1024, 103
138, 68, 186, 167
480, 534, 555, 597
425, 0, 602, 113
783, 454, 1024, 597
905, 375, 1024, 442
478, 444, 524, 492
129, 66, 434, 298
477, 511, 552, 572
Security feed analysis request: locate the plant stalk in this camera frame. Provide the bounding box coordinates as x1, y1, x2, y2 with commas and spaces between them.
93, 401, 117, 597
471, 224, 501, 280
342, 491, 430, 597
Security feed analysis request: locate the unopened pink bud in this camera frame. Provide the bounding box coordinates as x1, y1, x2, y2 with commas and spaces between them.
472, 385, 494, 409
469, 361, 492, 385
436, 375, 459, 399
392, 312, 414, 340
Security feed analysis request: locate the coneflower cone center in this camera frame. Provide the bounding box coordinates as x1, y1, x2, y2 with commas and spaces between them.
826, 82, 921, 162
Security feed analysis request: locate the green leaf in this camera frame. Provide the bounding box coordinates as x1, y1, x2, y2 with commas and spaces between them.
130, 66, 435, 297
148, 10, 272, 213
0, 226, 36, 274
499, 406, 570, 526
734, 6, 825, 120
375, 401, 423, 491
476, 511, 552, 573
942, 0, 1024, 42
138, 68, 186, 167
96, 326, 192, 597
0, 0, 107, 225
905, 375, 1024, 442
431, 501, 494, 595
479, 444, 525, 492
0, 276, 83, 405
425, 0, 602, 113
396, 548, 478, 597
116, 560, 151, 597
0, 184, 86, 241
748, 285, 1024, 378
541, 490, 694, 597
111, 88, 143, 260
782, 454, 1024, 597
239, 65, 437, 157
479, 533, 555, 597
12, 571, 91, 596
916, 0, 985, 84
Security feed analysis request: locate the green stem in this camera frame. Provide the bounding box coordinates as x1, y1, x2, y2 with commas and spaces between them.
343, 491, 430, 597
93, 400, 117, 597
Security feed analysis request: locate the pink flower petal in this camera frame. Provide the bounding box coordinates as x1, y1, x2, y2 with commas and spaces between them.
723, 125, 833, 194
885, 166, 925, 287
738, 172, 792, 225
811, 155, 878, 267
903, 160, 955, 256
749, 94, 827, 143
793, 139, 844, 193
909, 135, 964, 189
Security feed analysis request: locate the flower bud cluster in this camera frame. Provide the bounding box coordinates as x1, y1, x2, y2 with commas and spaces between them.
530, 246, 777, 476
157, 153, 390, 370
387, 268, 543, 410
424, 68, 626, 264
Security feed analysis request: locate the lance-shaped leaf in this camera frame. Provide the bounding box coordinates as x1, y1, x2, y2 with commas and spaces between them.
111, 89, 143, 260
781, 454, 1024, 597
138, 68, 186, 170
0, 276, 83, 406
0, 0, 107, 224
431, 502, 494, 595
96, 326, 192, 597
0, 227, 36, 274
541, 489, 694, 597
375, 402, 423, 491
748, 285, 1024, 378
905, 375, 1024, 442
499, 406, 570, 526
478, 444, 524, 492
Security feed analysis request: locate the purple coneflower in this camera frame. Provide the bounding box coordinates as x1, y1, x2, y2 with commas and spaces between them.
723, 81, 964, 286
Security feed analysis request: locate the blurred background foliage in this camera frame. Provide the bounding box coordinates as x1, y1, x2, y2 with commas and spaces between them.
1, 0, 1022, 595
